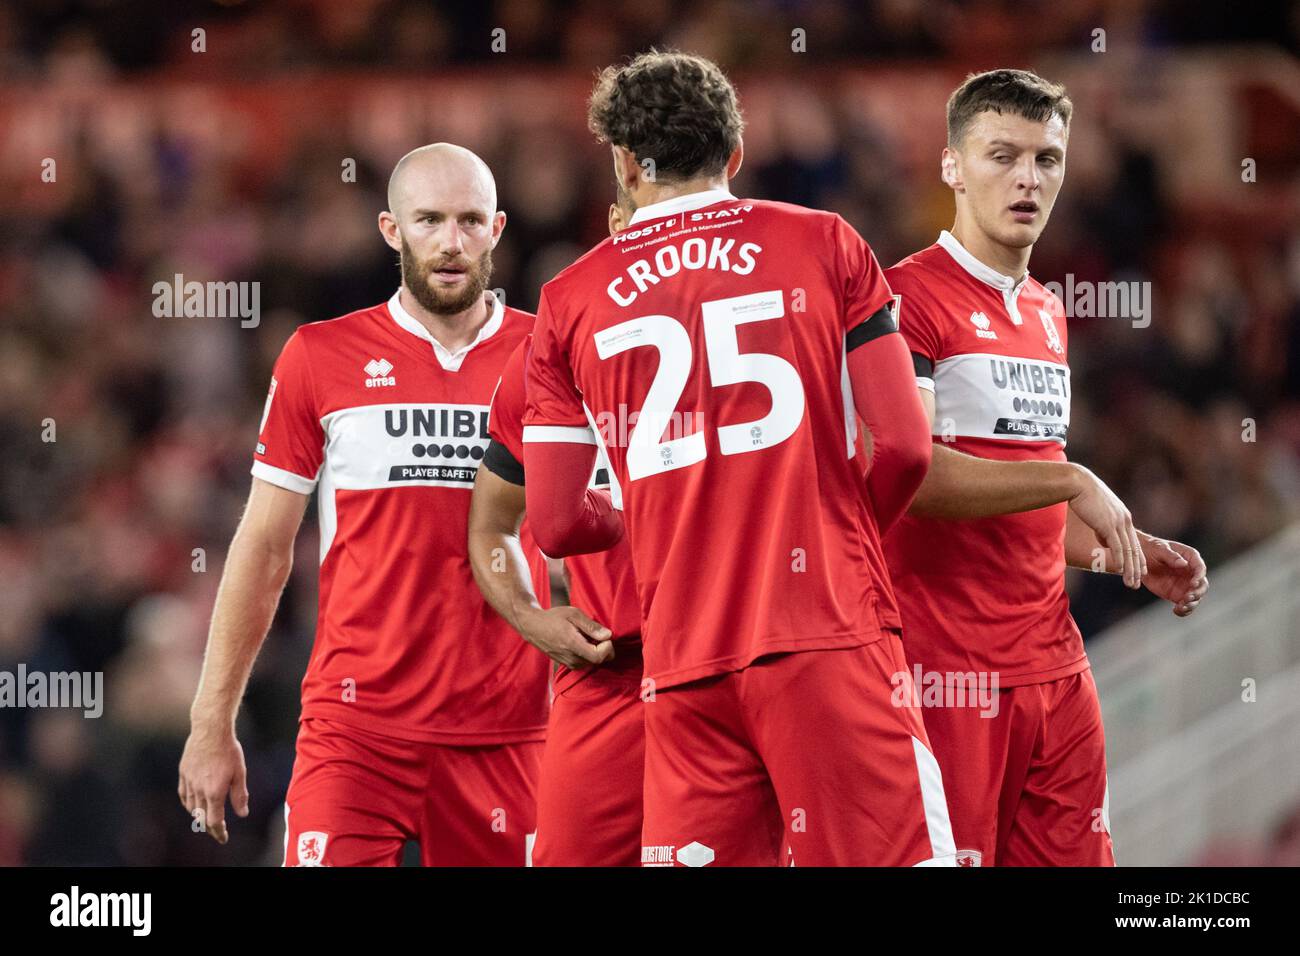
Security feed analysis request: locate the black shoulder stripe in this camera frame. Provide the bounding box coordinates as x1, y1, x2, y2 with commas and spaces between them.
482, 439, 525, 486
846, 304, 898, 352
912, 352, 934, 379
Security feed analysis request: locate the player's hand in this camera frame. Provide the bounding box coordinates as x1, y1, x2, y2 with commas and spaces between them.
178, 720, 250, 845
517, 605, 614, 669
1067, 465, 1146, 588
1139, 533, 1209, 616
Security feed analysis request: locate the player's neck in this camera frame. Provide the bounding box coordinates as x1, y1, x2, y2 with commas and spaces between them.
632, 175, 730, 212
949, 219, 1032, 283
398, 287, 491, 352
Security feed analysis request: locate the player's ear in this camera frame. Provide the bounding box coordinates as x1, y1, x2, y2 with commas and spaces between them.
378, 210, 403, 252
490, 209, 507, 248
608, 203, 624, 237
941, 147, 963, 192
612, 146, 641, 194
725, 142, 743, 181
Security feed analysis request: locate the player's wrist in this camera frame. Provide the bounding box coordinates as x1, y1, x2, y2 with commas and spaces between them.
513, 602, 550, 637
189, 707, 237, 738
1062, 461, 1092, 501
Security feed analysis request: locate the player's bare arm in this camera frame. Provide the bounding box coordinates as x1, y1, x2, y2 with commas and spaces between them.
908, 384, 1148, 587
1064, 508, 1209, 615
467, 465, 614, 668
179, 477, 308, 844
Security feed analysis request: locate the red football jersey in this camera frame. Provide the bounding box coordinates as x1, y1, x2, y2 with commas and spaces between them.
885, 231, 1086, 686
485, 335, 642, 693
523, 189, 902, 689
252, 291, 551, 743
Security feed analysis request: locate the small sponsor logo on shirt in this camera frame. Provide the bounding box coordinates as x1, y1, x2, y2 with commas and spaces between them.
689, 205, 751, 221
364, 357, 396, 388
676, 841, 715, 867
641, 845, 676, 866
969, 311, 998, 339
640, 842, 715, 866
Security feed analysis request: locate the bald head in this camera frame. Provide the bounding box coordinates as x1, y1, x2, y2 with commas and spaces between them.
386, 143, 498, 220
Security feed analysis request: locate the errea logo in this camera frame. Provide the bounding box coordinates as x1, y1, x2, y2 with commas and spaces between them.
364, 358, 396, 388
969, 311, 997, 340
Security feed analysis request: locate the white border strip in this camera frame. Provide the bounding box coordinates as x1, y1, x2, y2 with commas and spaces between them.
522, 425, 598, 445
252, 460, 317, 495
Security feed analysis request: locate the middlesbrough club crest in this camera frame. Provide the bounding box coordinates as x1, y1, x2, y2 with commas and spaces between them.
1038, 308, 1064, 355
296, 831, 329, 866
956, 848, 983, 867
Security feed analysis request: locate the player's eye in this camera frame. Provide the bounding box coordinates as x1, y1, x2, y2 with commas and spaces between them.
1038, 155, 1059, 167
993, 154, 1012, 163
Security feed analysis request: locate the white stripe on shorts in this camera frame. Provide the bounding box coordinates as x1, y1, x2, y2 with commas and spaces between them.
911, 736, 957, 866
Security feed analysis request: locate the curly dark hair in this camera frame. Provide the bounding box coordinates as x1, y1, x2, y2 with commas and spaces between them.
947, 69, 1073, 146
588, 50, 744, 182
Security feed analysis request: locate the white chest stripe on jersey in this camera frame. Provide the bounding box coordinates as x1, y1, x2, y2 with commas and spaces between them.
320, 402, 492, 490
932, 352, 1070, 446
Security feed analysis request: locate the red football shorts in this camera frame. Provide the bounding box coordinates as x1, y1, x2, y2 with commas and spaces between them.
532, 646, 645, 866
282, 717, 541, 867
641, 635, 956, 866
922, 667, 1115, 866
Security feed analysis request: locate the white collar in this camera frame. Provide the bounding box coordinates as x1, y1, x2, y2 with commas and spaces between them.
628, 187, 737, 226
937, 230, 1028, 292
387, 289, 504, 372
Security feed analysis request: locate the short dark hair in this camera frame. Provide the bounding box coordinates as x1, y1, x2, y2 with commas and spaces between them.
588, 50, 744, 181
946, 69, 1072, 146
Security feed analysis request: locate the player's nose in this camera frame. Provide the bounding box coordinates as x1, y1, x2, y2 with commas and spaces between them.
1015, 157, 1042, 191
434, 219, 465, 255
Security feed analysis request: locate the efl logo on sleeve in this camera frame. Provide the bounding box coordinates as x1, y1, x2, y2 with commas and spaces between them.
259, 376, 277, 435
888, 293, 902, 325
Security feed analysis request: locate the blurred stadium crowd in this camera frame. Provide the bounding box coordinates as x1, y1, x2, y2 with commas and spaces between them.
0, 1, 1298, 864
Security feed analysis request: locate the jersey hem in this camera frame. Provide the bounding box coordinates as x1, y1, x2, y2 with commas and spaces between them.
300, 703, 548, 745
906, 654, 1089, 688
647, 630, 889, 691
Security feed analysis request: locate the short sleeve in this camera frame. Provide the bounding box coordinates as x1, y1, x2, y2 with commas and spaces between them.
882, 267, 945, 391
251, 330, 324, 494
522, 287, 596, 444
833, 215, 896, 348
